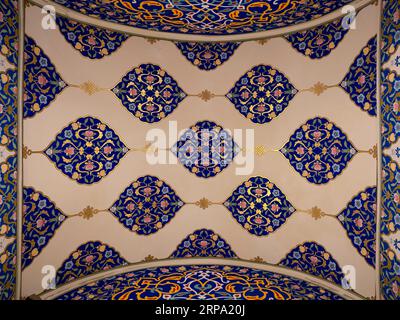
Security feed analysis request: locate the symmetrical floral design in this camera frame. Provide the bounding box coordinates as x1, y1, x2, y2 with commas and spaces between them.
110, 176, 184, 235
226, 65, 297, 124
280, 242, 347, 287
380, 239, 400, 300
0, 0, 18, 66
340, 37, 377, 116
0, 0, 17, 301
171, 229, 237, 258
53, 0, 353, 35
56, 16, 129, 59
112, 64, 186, 123
381, 69, 400, 149
175, 42, 240, 70
0, 241, 16, 300
172, 121, 239, 178
381, 0, 400, 64
286, 17, 350, 59
22, 187, 66, 269
57, 264, 343, 300
45, 117, 129, 184
338, 187, 376, 267
381, 155, 400, 235
56, 241, 127, 286
224, 177, 295, 236
280, 117, 357, 184
24, 36, 68, 118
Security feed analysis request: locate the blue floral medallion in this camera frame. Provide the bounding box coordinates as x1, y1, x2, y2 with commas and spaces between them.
381, 155, 400, 235
175, 42, 240, 70
57, 264, 343, 300
112, 64, 186, 123
340, 37, 377, 116
381, 69, 400, 149
24, 36, 68, 118
23, 187, 66, 269
0, 240, 16, 300
286, 17, 350, 59
52, 0, 353, 36
280, 117, 357, 185
110, 175, 184, 235
171, 229, 237, 258
280, 242, 347, 287
226, 65, 297, 124
0, 0, 18, 66
224, 177, 295, 237
381, 0, 400, 64
338, 187, 376, 267
56, 16, 129, 59
45, 117, 129, 184
380, 239, 400, 300
172, 121, 239, 178
56, 241, 127, 286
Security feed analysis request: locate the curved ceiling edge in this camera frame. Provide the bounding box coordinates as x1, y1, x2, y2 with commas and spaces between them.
36, 258, 364, 300
29, 0, 374, 42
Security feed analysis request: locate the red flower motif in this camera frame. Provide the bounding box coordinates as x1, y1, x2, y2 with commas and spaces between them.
146, 75, 155, 83
309, 255, 318, 265
331, 146, 340, 156
313, 131, 322, 140
313, 162, 322, 171
296, 146, 305, 155
254, 217, 263, 224
271, 204, 280, 212
239, 201, 247, 209
200, 240, 208, 247
126, 203, 135, 211
37, 75, 48, 86
103, 146, 113, 155
258, 77, 266, 84
84, 130, 94, 138
36, 218, 46, 229
65, 146, 75, 156
129, 88, 137, 96
143, 187, 152, 196
84, 161, 94, 171
85, 255, 94, 264
355, 218, 363, 228
87, 36, 97, 46
357, 75, 366, 85
143, 215, 153, 223
273, 89, 282, 97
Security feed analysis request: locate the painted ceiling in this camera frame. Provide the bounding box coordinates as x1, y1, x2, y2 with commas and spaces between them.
52, 0, 354, 35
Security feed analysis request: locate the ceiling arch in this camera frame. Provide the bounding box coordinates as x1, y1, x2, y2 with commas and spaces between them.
31, 0, 373, 42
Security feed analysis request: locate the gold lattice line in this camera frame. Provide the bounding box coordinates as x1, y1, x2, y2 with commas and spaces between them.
70, 81, 108, 95
300, 82, 339, 96
69, 206, 107, 220
297, 206, 337, 220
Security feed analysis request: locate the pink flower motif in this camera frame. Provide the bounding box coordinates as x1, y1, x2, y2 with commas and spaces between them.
239, 201, 247, 209
143, 187, 152, 196
355, 218, 363, 228
331, 146, 340, 156
146, 75, 155, 83
271, 204, 280, 212
163, 91, 171, 98
0, 195, 3, 205
203, 51, 212, 59
103, 146, 113, 155
254, 217, 263, 224
126, 203, 135, 211
392, 282, 399, 295
357, 75, 366, 85
146, 103, 155, 112
37, 75, 48, 86
313, 162, 322, 171
296, 146, 305, 155
84, 130, 94, 138
65, 146, 75, 156
241, 91, 249, 99
309, 255, 319, 265
316, 37, 324, 46
129, 88, 137, 96
394, 193, 399, 204
394, 9, 399, 23
313, 131, 322, 140
85, 255, 94, 264
160, 200, 169, 208
258, 77, 266, 84
257, 104, 266, 112
255, 188, 263, 195
84, 161, 94, 171
87, 36, 97, 46
0, 12, 3, 22
393, 102, 399, 113
0, 105, 3, 114
273, 89, 282, 97
36, 218, 46, 229
143, 215, 153, 223
200, 240, 208, 248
